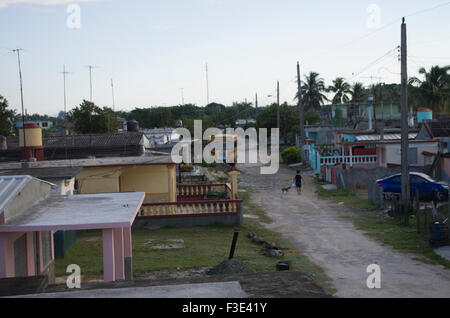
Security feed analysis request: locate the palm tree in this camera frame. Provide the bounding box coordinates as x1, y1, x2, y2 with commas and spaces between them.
328, 77, 351, 104
350, 82, 365, 104
409, 65, 450, 113
295, 72, 328, 111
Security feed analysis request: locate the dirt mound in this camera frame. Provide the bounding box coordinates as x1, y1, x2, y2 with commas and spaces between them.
206, 259, 257, 275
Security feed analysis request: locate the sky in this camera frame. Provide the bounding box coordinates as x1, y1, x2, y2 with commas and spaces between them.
0, 0, 449, 116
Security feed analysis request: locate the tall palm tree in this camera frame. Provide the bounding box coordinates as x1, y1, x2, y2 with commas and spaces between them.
328, 77, 351, 104
295, 72, 328, 111
350, 82, 365, 104
409, 65, 450, 113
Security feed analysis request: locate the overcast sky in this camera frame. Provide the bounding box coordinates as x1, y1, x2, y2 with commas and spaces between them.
0, 0, 449, 116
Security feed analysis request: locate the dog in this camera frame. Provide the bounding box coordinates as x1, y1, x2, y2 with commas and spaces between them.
281, 186, 291, 194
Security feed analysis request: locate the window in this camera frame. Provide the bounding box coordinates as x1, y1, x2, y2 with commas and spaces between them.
411, 175, 426, 184
390, 176, 401, 183
409, 148, 418, 165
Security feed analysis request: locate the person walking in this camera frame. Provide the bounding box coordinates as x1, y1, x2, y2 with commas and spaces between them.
294, 170, 302, 195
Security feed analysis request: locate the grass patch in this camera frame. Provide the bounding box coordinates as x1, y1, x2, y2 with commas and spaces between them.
316, 182, 450, 269
55, 188, 334, 294
352, 213, 450, 268
315, 184, 379, 212
238, 190, 272, 224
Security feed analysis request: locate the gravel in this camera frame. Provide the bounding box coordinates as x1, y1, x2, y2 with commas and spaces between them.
206, 259, 257, 276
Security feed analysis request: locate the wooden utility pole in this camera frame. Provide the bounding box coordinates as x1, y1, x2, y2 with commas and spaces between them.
13, 49, 26, 152
400, 17, 410, 226
297, 62, 305, 164
277, 80, 280, 129
255, 93, 258, 114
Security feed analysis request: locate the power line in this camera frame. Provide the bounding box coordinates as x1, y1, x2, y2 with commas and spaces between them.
348, 46, 399, 82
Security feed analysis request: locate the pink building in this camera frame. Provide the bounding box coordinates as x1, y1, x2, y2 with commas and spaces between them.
0, 175, 145, 282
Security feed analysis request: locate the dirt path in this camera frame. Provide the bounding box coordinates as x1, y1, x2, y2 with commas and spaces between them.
238, 163, 450, 298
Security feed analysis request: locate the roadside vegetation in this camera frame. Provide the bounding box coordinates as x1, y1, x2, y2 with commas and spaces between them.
315, 183, 450, 269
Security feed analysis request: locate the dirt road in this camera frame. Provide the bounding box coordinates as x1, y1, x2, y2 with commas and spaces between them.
238, 163, 450, 298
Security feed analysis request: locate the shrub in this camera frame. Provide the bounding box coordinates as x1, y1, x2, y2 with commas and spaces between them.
281, 146, 302, 164
180, 165, 194, 172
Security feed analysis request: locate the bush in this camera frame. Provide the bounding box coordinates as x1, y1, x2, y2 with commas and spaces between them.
180, 165, 194, 172
281, 146, 302, 164
305, 109, 322, 125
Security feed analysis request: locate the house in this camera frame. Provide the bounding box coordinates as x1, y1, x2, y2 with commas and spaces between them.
1, 128, 150, 162
339, 129, 438, 168
416, 118, 450, 181
142, 128, 181, 147
0, 123, 243, 229
0, 167, 81, 196
16, 120, 53, 130
0, 174, 145, 282
0, 167, 82, 258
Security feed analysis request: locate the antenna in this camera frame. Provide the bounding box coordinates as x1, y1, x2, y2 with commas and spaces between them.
206, 63, 210, 105
180, 88, 185, 105
85, 65, 98, 102
111, 78, 116, 112
12, 48, 26, 151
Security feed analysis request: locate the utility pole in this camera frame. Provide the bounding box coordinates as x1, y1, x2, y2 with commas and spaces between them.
255, 93, 258, 114
60, 65, 70, 134
60, 65, 71, 159
13, 48, 26, 154
111, 78, 116, 112
400, 17, 410, 226
180, 88, 185, 106
86, 65, 97, 102
277, 80, 280, 129
297, 61, 305, 164
206, 63, 210, 105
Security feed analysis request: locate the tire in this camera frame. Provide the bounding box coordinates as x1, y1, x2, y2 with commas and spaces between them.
434, 191, 446, 202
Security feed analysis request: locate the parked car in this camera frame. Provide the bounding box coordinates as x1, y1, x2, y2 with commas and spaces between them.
376, 172, 449, 202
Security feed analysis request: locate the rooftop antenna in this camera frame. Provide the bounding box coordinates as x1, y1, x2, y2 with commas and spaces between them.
206, 63, 210, 105
111, 78, 116, 111
180, 88, 185, 105
12, 48, 26, 152
85, 65, 98, 102
60, 64, 71, 160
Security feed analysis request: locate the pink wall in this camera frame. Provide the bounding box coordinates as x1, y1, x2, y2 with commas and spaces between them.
0, 230, 54, 278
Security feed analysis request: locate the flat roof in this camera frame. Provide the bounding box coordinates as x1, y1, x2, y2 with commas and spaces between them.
0, 192, 145, 232
0, 154, 174, 170
0, 167, 82, 180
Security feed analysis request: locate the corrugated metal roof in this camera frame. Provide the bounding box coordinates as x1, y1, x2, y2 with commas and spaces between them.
0, 175, 32, 214
7, 133, 146, 150
356, 133, 417, 142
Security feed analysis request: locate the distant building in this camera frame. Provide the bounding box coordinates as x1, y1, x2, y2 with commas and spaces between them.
15, 121, 53, 130
235, 119, 256, 127
1, 129, 150, 162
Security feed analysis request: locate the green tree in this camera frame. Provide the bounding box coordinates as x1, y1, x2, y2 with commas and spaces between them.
295, 72, 328, 112
0, 95, 16, 137
409, 65, 450, 113
328, 77, 351, 104
350, 82, 365, 104
67, 100, 119, 134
